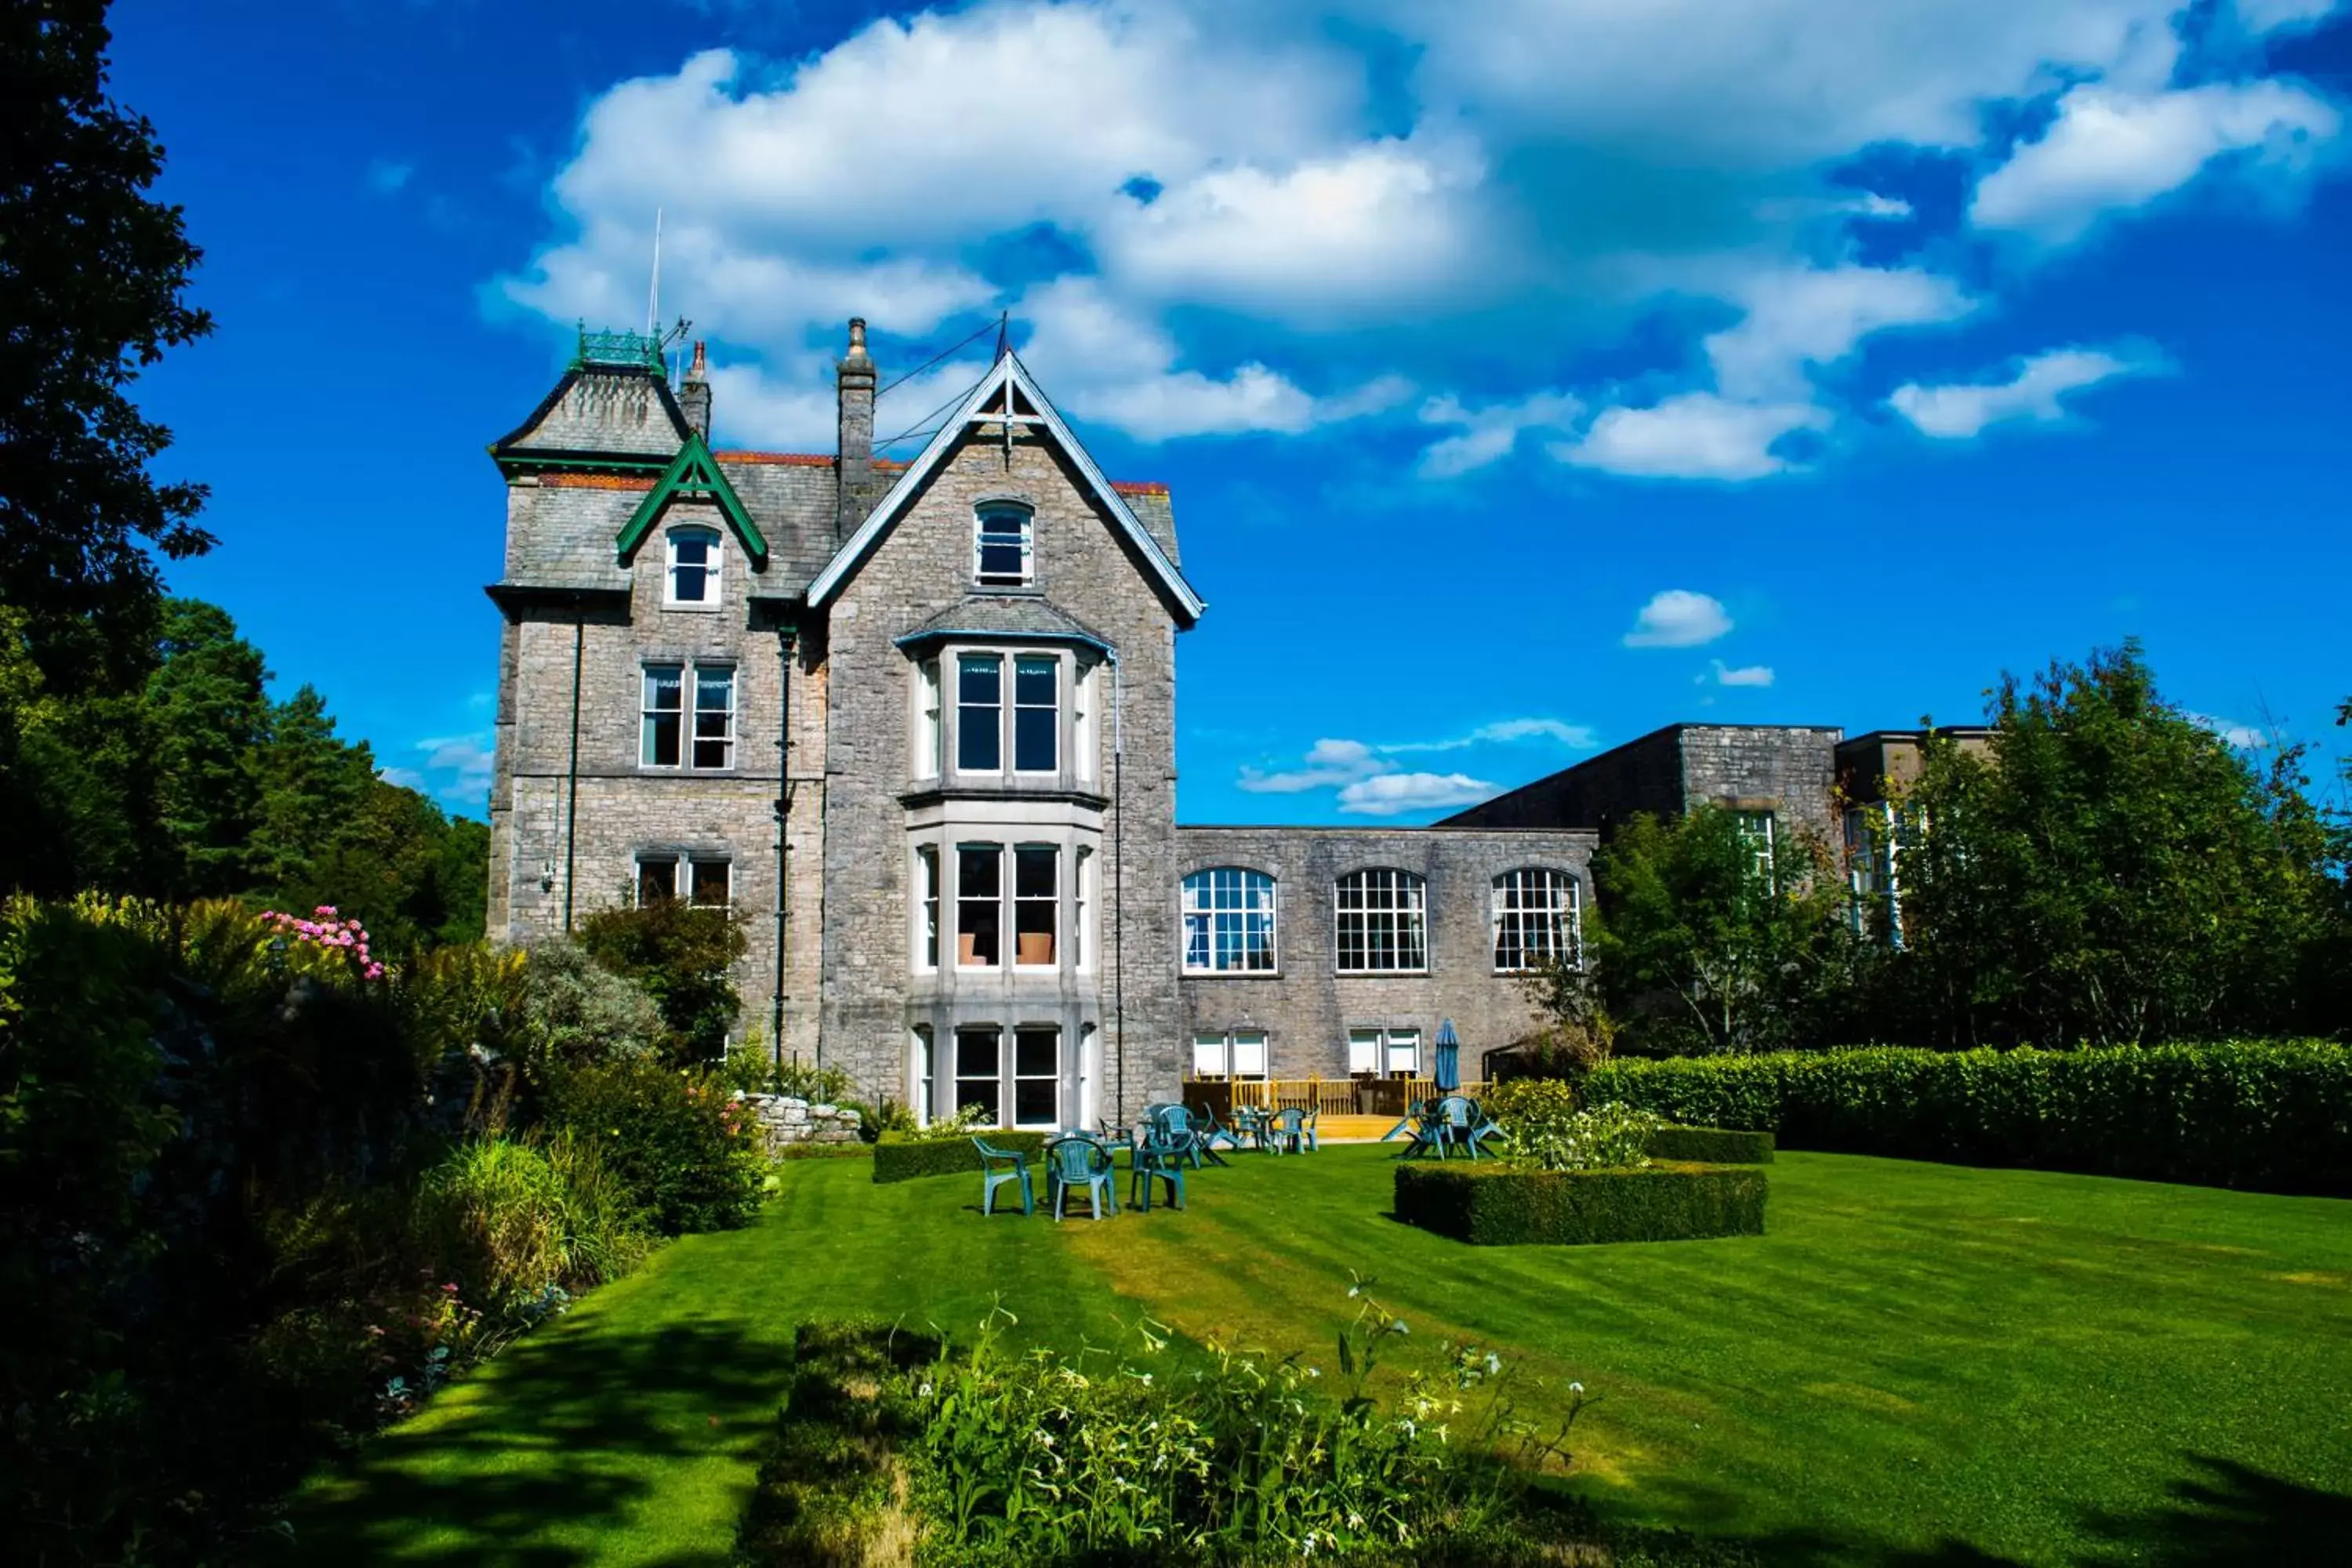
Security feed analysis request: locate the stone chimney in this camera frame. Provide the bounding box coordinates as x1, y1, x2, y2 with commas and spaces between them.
678, 340, 713, 442
836, 318, 875, 537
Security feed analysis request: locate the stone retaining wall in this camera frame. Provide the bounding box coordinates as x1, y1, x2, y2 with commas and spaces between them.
739, 1092, 864, 1154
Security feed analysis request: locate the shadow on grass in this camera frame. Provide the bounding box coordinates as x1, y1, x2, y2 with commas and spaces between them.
287, 1316, 783, 1567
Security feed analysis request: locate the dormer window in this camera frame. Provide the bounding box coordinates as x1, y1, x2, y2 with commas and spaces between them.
975, 504, 1032, 586
666, 526, 721, 607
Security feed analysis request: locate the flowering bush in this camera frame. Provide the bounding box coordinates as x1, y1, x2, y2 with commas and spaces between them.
1487, 1080, 1663, 1172
261, 903, 385, 980
546, 1058, 765, 1233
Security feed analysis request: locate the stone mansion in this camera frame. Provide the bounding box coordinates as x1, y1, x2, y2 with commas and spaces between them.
485, 323, 1930, 1127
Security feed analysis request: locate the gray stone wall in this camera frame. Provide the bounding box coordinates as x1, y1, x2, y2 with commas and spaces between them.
1174, 825, 1596, 1079
1675, 725, 1842, 856
817, 430, 1185, 1124
739, 1092, 862, 1154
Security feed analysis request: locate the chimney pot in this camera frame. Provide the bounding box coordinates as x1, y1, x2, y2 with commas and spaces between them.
678, 339, 713, 441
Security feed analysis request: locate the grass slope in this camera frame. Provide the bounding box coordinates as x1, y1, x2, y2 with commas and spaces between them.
291, 1149, 2352, 1566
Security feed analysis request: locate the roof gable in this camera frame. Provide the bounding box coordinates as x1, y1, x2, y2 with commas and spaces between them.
803, 352, 1206, 626
615, 433, 769, 571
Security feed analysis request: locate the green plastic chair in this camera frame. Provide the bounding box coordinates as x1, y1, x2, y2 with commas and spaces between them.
1193, 1105, 1243, 1163
1463, 1099, 1508, 1159
1432, 1095, 1475, 1160
1044, 1136, 1116, 1221
1151, 1104, 1206, 1169
972, 1136, 1033, 1217
1267, 1106, 1306, 1156
1128, 1131, 1188, 1212
1301, 1106, 1321, 1152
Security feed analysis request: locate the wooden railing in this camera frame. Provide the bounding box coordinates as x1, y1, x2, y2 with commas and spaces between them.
1182, 1076, 1487, 1120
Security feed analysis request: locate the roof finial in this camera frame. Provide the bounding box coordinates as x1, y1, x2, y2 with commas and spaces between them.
688, 339, 708, 381
994, 310, 1010, 361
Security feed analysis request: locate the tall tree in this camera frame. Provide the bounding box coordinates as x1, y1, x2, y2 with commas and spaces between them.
1587, 804, 1849, 1054
1895, 642, 2339, 1046
144, 599, 266, 896
247, 684, 372, 894
0, 0, 213, 693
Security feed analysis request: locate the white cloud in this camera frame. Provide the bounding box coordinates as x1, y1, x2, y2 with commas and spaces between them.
1563, 394, 1830, 481
1338, 771, 1499, 815
2189, 712, 2273, 748
1385, 717, 1601, 752
1973, 81, 2342, 242
1417, 390, 1583, 477
496, 1, 2348, 460
1890, 344, 2165, 438
1704, 267, 1976, 401
1237, 737, 1388, 793
1623, 590, 1735, 648
1708, 659, 1777, 688
388, 733, 496, 809
2233, 0, 2342, 36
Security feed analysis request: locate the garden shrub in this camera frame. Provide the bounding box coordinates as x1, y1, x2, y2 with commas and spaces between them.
1585, 1040, 2352, 1193
1396, 1163, 1767, 1246
1646, 1126, 1775, 1164
546, 1058, 764, 1232
515, 937, 662, 1075
576, 899, 747, 1061
871, 1127, 1047, 1183
1485, 1081, 1661, 1171
741, 1289, 1659, 1567
414, 1134, 650, 1310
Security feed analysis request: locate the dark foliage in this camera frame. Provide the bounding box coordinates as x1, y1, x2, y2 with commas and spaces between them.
1646, 1125, 1776, 1164
577, 899, 748, 1061
0, 0, 214, 693
871, 1128, 1048, 1183
545, 1057, 764, 1233
1395, 1162, 1768, 1246
1588, 1041, 2352, 1193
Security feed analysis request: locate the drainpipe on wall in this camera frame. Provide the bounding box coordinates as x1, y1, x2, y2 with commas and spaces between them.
562, 610, 584, 932
772, 626, 796, 1068
1110, 649, 1124, 1119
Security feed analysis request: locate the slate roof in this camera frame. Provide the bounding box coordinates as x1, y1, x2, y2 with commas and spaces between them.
895, 594, 1113, 652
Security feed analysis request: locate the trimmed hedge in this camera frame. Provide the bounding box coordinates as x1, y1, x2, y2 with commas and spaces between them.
1587, 1040, 2352, 1194
1646, 1125, 1775, 1164
872, 1130, 1048, 1184
774, 1142, 876, 1162
1395, 1162, 1766, 1246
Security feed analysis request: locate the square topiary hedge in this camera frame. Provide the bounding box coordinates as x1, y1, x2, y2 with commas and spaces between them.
1646, 1125, 1775, 1164
873, 1130, 1048, 1184
1395, 1161, 1766, 1246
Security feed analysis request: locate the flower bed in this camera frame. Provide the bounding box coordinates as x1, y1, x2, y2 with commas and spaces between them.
871, 1128, 1048, 1183
1395, 1161, 1767, 1246
1646, 1125, 1775, 1164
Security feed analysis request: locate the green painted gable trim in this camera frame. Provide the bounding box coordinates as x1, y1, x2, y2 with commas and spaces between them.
613, 434, 768, 571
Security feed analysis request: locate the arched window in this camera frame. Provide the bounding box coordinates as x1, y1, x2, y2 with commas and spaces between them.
1182, 868, 1277, 973
1334, 869, 1426, 974
1492, 868, 1581, 972
974, 503, 1033, 586
666, 525, 721, 606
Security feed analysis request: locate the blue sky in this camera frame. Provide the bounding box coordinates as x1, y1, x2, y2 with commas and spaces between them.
115, 0, 2352, 822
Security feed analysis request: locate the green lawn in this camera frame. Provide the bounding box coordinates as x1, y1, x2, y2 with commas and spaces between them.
289, 1147, 2352, 1566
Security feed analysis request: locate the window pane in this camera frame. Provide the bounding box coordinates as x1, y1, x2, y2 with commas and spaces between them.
1192, 1034, 1229, 1078
1336, 869, 1425, 972
917, 846, 940, 968
1387, 1029, 1420, 1076
954, 1026, 1000, 1124
957, 655, 1001, 771
957, 845, 1000, 966
1013, 1027, 1058, 1126
673, 534, 708, 564
1231, 1031, 1268, 1078
1014, 1027, 1058, 1077
1014, 845, 1056, 965
673, 565, 707, 601
976, 509, 1030, 583
643, 666, 683, 767
1014, 656, 1057, 771
1181, 868, 1277, 973
637, 858, 678, 905
688, 858, 730, 907
692, 668, 735, 769
1346, 1029, 1381, 1075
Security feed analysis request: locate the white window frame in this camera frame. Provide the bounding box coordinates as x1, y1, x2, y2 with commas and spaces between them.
1191, 1030, 1269, 1081
690, 665, 736, 770
1733, 809, 1777, 889
910, 1026, 935, 1127
956, 842, 1003, 968
664, 524, 722, 609
1181, 867, 1279, 974
641, 663, 684, 768
1012, 1025, 1061, 1128
1346, 1026, 1421, 1077
956, 653, 1003, 775
1013, 844, 1059, 969
1491, 868, 1581, 973
1334, 869, 1428, 975
633, 853, 730, 908
914, 844, 941, 971
1073, 662, 1097, 785
1012, 654, 1060, 775
974, 503, 1034, 586
913, 659, 942, 779
1074, 846, 1093, 971
953, 1025, 1002, 1126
